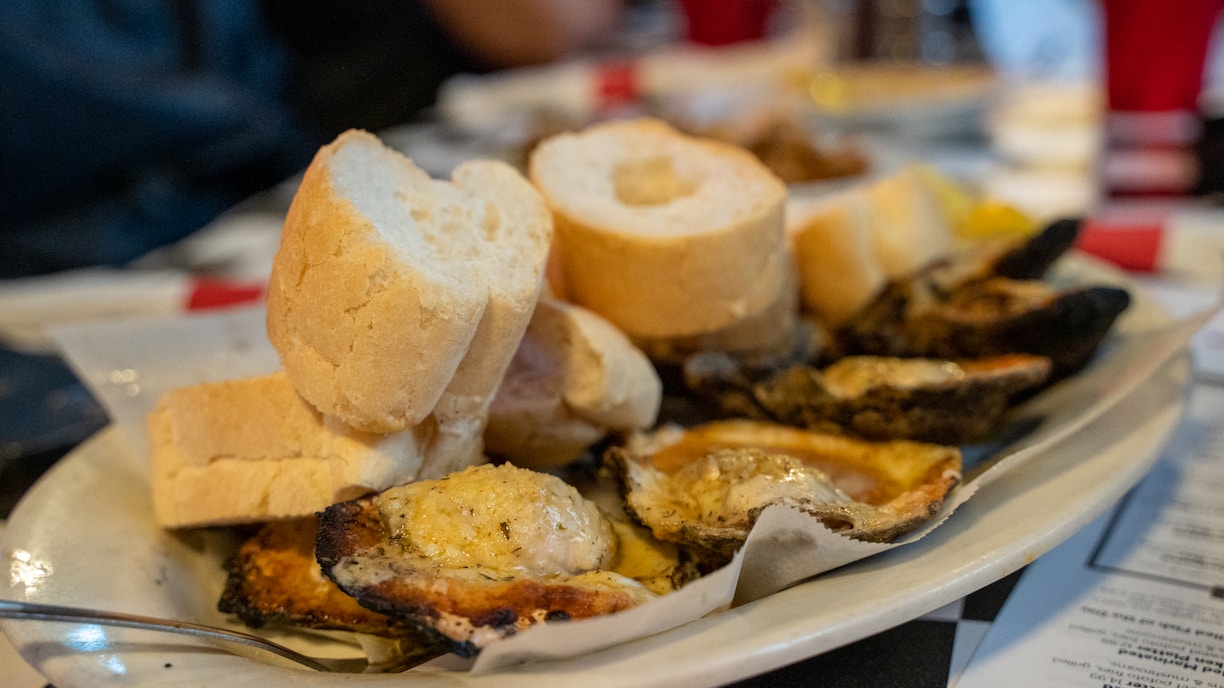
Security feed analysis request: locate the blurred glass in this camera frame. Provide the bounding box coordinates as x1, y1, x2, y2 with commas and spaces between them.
677, 0, 780, 45
1099, 0, 1222, 198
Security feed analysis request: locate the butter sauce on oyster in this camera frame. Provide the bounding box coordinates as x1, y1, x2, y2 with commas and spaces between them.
376, 462, 616, 578
316, 463, 661, 657
608, 420, 961, 567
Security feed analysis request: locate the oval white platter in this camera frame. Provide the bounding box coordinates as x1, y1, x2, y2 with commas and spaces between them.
0, 259, 1189, 688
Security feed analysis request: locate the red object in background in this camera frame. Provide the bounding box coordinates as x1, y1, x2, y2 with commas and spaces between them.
1100, 0, 1224, 197
595, 60, 639, 111
187, 278, 265, 310
1077, 216, 1164, 272
1102, 0, 1221, 114
678, 0, 778, 45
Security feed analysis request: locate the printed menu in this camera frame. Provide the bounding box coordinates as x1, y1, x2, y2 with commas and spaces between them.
956, 382, 1224, 688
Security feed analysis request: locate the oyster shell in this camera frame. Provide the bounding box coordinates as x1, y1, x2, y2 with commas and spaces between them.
684, 352, 1051, 445
218, 518, 442, 664
315, 463, 664, 657
834, 218, 1127, 376
891, 216, 1083, 297
607, 420, 961, 568
220, 517, 425, 638
836, 216, 1129, 377
992, 216, 1082, 280
841, 276, 1130, 376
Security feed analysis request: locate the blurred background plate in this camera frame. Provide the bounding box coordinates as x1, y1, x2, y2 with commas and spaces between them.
801, 62, 998, 139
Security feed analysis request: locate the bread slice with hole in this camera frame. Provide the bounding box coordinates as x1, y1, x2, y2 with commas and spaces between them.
528, 118, 788, 342
148, 372, 483, 529
266, 129, 553, 434
485, 296, 662, 468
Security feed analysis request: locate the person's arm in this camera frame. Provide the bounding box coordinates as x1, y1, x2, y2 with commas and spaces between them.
420, 0, 624, 67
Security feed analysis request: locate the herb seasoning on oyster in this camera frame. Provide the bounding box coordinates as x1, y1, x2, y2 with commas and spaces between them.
315, 463, 661, 657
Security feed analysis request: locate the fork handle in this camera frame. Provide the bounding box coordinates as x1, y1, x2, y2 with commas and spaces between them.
0, 599, 336, 672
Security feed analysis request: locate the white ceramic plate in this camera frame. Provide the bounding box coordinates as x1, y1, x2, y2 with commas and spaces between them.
0, 268, 1188, 688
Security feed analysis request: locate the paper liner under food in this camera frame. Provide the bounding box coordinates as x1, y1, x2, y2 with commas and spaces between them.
47, 292, 1217, 673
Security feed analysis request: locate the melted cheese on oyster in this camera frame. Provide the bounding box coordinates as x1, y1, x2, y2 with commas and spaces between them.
613, 422, 962, 562
647, 450, 855, 526
375, 463, 617, 578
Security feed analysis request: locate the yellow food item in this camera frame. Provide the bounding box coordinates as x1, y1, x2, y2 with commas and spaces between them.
377, 463, 617, 578
957, 199, 1038, 244
911, 164, 1037, 245
913, 164, 975, 227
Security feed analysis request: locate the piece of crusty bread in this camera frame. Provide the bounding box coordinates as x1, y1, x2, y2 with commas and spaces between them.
787, 190, 886, 329
866, 166, 954, 278
485, 297, 662, 468
634, 250, 800, 366
528, 118, 788, 341
787, 166, 954, 329
149, 372, 484, 529
266, 129, 553, 434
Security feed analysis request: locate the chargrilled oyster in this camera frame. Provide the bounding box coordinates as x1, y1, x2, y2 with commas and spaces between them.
880, 216, 1083, 298
836, 217, 1128, 376
684, 352, 1051, 445
218, 518, 441, 663
841, 276, 1130, 376
961, 216, 1083, 283
220, 518, 424, 637
315, 463, 664, 657
607, 420, 961, 568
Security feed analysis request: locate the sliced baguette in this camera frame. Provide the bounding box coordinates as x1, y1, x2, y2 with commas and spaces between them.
266, 129, 552, 433
634, 250, 800, 365
787, 190, 886, 329
866, 165, 954, 278
486, 297, 662, 468
528, 118, 787, 340
787, 167, 955, 329
149, 372, 483, 529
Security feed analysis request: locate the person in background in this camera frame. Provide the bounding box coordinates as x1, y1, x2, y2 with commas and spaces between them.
0, 0, 622, 278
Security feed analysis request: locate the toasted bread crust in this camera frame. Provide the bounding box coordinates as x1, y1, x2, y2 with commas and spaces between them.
147, 372, 485, 529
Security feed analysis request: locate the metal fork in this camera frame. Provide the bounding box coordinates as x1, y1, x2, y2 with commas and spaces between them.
0, 599, 411, 673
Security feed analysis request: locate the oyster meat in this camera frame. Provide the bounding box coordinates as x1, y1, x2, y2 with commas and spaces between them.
608, 420, 961, 568
315, 463, 666, 657
685, 352, 1051, 444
